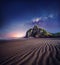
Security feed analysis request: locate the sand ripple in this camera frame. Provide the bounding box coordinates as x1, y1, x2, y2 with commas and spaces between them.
0, 38, 60, 65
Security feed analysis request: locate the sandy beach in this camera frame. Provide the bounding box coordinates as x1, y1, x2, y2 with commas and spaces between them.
0, 38, 60, 65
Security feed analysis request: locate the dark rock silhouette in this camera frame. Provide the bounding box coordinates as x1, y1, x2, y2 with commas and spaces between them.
26, 25, 52, 38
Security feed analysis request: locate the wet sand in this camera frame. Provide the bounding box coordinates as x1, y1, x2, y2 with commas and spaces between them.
0, 38, 60, 65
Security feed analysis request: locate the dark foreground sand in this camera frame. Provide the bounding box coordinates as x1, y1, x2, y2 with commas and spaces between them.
0, 38, 60, 65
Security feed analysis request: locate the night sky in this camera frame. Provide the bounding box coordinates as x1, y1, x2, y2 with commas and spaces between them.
0, 0, 60, 39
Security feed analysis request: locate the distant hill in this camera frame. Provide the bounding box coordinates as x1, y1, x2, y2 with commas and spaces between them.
52, 32, 60, 38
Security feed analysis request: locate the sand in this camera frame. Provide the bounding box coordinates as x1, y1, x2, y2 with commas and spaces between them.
0, 38, 60, 65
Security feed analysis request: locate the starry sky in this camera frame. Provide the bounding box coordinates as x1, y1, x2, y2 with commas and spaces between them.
0, 0, 60, 39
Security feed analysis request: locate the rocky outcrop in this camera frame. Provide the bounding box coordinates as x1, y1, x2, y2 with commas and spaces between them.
26, 25, 52, 38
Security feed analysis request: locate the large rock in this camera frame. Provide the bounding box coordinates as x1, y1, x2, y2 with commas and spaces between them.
26, 29, 33, 37
26, 25, 52, 38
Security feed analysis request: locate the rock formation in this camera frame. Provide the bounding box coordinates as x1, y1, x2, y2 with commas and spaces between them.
26, 25, 52, 38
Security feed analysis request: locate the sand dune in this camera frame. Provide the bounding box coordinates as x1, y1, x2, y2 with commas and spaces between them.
0, 38, 60, 65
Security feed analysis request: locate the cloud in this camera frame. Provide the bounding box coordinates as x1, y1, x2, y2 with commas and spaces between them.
32, 17, 41, 23
48, 14, 54, 18
44, 17, 48, 19
32, 14, 54, 23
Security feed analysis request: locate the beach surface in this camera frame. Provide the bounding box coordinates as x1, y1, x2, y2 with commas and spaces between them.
0, 38, 60, 65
